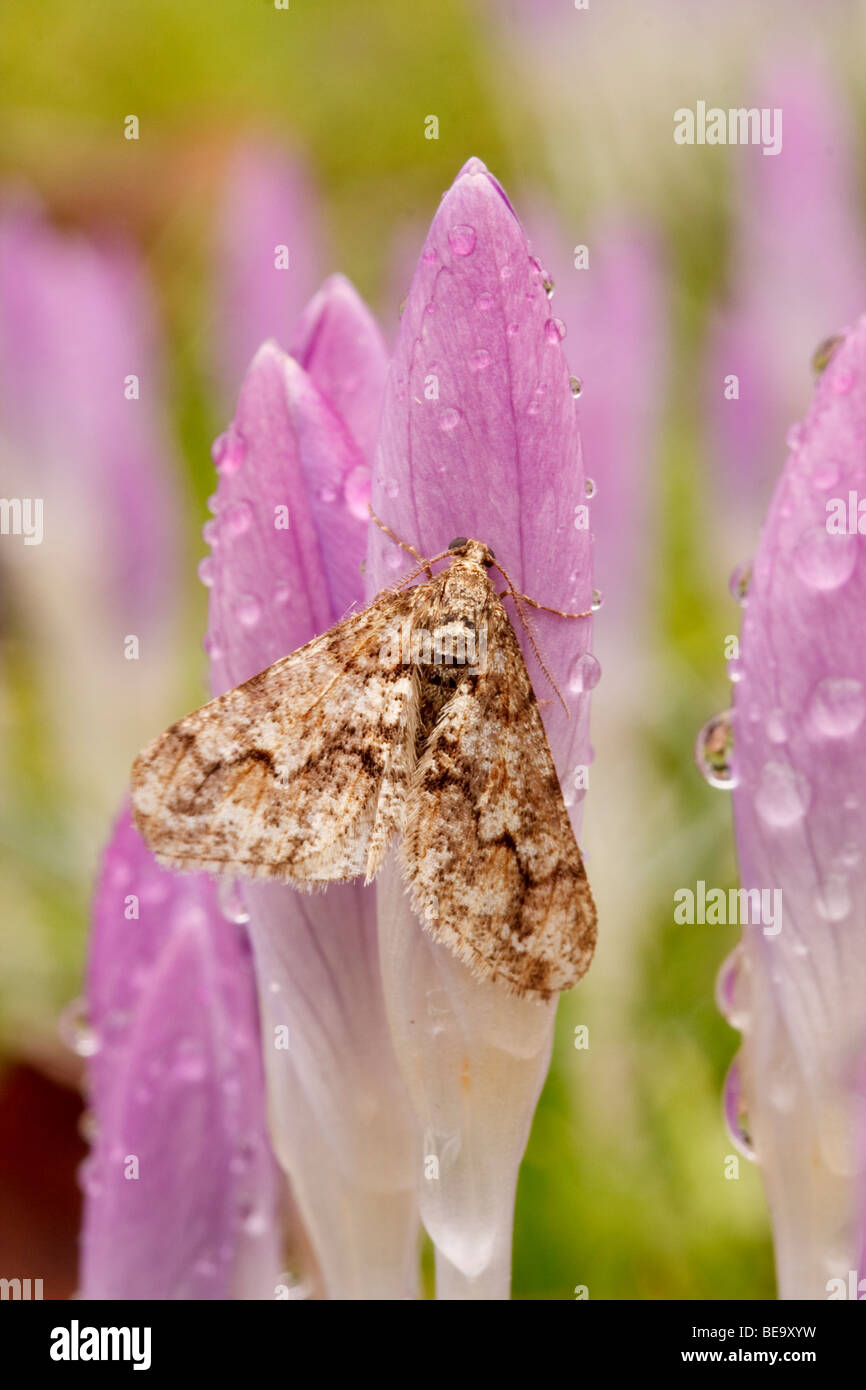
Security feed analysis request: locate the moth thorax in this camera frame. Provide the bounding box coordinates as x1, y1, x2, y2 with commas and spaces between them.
416, 617, 486, 671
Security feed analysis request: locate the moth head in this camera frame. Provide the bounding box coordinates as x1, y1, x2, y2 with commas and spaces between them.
448, 536, 496, 569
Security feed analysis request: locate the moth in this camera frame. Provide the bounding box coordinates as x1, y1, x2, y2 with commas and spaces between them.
131, 532, 597, 1001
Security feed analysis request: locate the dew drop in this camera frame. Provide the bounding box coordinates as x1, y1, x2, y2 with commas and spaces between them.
317, 483, 338, 504
273, 581, 291, 606
808, 677, 865, 738
234, 594, 261, 628
383, 476, 399, 500
211, 426, 247, 475
766, 708, 788, 744
715, 948, 750, 1032
793, 526, 856, 591
542, 275, 555, 299
584, 477, 596, 499
811, 458, 840, 490
567, 652, 601, 694
203, 632, 223, 662
219, 878, 250, 925
570, 375, 583, 398
833, 369, 855, 396
591, 589, 603, 612
198, 556, 214, 588
422, 245, 437, 266
695, 710, 737, 789
173, 1041, 208, 1084
506, 322, 520, 337
345, 464, 372, 520
726, 656, 745, 684
814, 873, 851, 922
202, 518, 219, 548
545, 317, 566, 344
723, 1057, 757, 1161
468, 348, 490, 373
448, 224, 476, 257
499, 264, 513, 281
785, 422, 805, 451
223, 501, 254, 538
474, 292, 494, 312
754, 760, 810, 827
728, 561, 751, 606
439, 407, 463, 433
385, 548, 404, 574
58, 998, 100, 1058
206, 493, 219, 514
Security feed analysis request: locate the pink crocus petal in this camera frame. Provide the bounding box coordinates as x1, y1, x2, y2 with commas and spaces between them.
0, 203, 179, 628
291, 273, 390, 468
81, 810, 283, 1300
367, 158, 595, 1297
705, 58, 866, 524
728, 316, 866, 1299
212, 143, 325, 396
204, 335, 418, 1298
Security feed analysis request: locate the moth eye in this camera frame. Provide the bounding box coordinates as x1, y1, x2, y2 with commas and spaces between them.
484, 548, 496, 568
448, 536, 468, 551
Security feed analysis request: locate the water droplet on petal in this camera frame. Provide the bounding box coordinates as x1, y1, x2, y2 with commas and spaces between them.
317, 484, 338, 504
728, 562, 752, 605
448, 224, 476, 257
591, 589, 603, 612
754, 760, 810, 827
542, 275, 555, 299
567, 652, 601, 694
793, 526, 857, 591
695, 711, 737, 789
570, 376, 583, 398
273, 581, 291, 606
506, 322, 520, 337
833, 369, 855, 396
223, 501, 254, 538
206, 493, 219, 514
812, 458, 841, 490
385, 548, 404, 574
211, 426, 247, 475
383, 476, 399, 500
808, 677, 865, 738
203, 632, 223, 661
202, 518, 219, 548
345, 464, 372, 520
785, 422, 805, 450
422, 245, 437, 265
468, 348, 490, 373
814, 873, 851, 922
198, 556, 214, 587
715, 948, 751, 1031
234, 594, 261, 628
545, 317, 566, 344
173, 1040, 208, 1084
723, 1057, 757, 1161
766, 708, 788, 744
439, 407, 463, 433
584, 477, 596, 499
474, 292, 494, 312
219, 878, 250, 925
59, 998, 100, 1057
726, 656, 745, 684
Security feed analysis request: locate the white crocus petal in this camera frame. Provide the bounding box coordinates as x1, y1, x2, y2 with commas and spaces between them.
377, 860, 556, 1299
245, 879, 419, 1300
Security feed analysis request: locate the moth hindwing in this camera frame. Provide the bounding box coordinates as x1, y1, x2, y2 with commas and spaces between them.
131, 541, 597, 1001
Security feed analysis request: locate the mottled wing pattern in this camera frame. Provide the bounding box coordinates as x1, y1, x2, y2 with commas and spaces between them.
131, 591, 419, 884
401, 597, 597, 1001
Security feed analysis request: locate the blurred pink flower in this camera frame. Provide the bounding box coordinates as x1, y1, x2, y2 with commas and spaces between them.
721, 315, 866, 1298
211, 142, 326, 397
705, 59, 866, 527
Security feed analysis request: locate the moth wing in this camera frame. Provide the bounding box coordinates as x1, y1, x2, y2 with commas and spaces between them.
401, 599, 596, 1000
131, 591, 420, 884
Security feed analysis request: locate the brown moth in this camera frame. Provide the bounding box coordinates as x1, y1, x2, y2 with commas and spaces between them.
131, 537, 597, 1001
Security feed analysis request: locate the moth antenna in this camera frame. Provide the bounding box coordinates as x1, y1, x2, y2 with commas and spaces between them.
495, 570, 569, 718
394, 551, 452, 590
368, 504, 434, 579
514, 593, 594, 620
